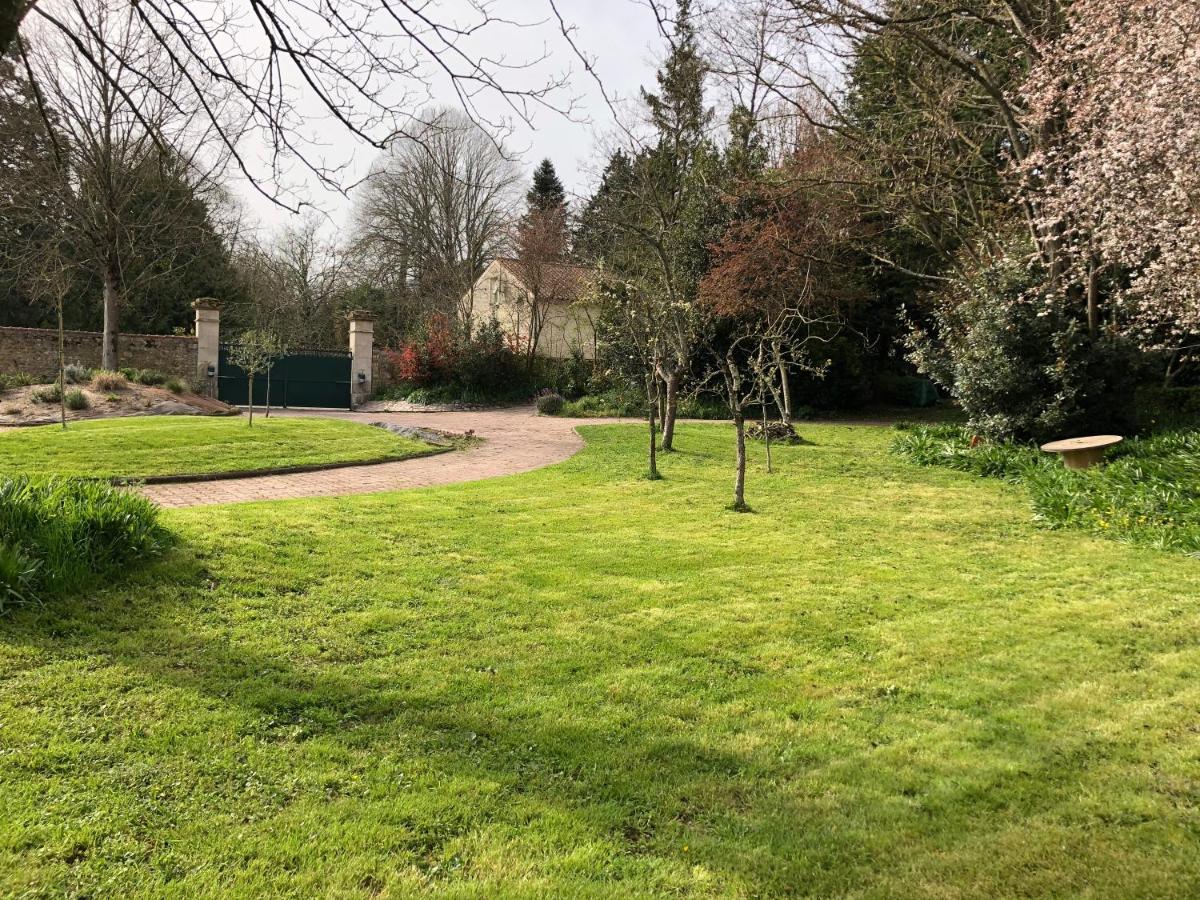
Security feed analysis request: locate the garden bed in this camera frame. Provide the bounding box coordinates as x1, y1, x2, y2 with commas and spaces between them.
0, 370, 233, 426
893, 423, 1200, 554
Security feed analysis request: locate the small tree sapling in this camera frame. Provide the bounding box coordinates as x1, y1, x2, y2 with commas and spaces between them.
227, 329, 280, 427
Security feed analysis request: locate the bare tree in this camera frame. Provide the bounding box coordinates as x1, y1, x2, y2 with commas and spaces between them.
593, 274, 670, 480
3, 0, 573, 210
509, 204, 570, 368
352, 109, 520, 331
18, 0, 231, 369
25, 245, 74, 430
226, 328, 279, 427
706, 310, 837, 511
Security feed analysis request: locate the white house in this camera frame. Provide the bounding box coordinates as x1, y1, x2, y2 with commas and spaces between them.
465, 258, 600, 359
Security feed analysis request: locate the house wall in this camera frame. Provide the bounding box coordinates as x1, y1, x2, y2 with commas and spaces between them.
0, 325, 197, 379
467, 264, 599, 360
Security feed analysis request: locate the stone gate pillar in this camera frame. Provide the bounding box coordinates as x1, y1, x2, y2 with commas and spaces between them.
192, 298, 221, 396
348, 309, 376, 409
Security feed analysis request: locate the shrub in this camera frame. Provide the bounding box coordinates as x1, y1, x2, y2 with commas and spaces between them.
0, 477, 169, 610
164, 378, 185, 394
560, 388, 646, 418
30, 384, 61, 405
380, 314, 531, 405
1136, 386, 1200, 433
677, 395, 732, 420
64, 389, 89, 411
62, 363, 91, 384
535, 391, 565, 415
92, 370, 127, 391
118, 366, 139, 381
135, 369, 169, 386
906, 249, 1143, 441
0, 373, 35, 393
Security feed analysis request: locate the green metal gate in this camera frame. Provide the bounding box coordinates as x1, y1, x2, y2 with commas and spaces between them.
217, 346, 353, 410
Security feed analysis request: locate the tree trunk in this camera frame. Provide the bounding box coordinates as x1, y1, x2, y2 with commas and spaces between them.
247, 373, 255, 427
645, 372, 659, 479
1086, 258, 1100, 340
265, 365, 272, 418
732, 412, 748, 512
762, 403, 772, 474
57, 296, 67, 431
101, 266, 121, 371
774, 340, 792, 426
661, 370, 679, 452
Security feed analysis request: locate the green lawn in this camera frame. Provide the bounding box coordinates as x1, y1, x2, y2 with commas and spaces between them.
1, 424, 1198, 896
0, 416, 438, 479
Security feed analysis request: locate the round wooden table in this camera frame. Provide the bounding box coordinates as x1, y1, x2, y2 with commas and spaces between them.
1040, 434, 1123, 470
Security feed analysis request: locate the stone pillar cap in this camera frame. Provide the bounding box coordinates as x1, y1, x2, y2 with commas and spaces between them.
192, 297, 222, 311
346, 309, 377, 321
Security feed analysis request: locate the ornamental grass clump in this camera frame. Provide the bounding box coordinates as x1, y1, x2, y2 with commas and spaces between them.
0, 477, 170, 611
894, 425, 1200, 554
91, 370, 127, 391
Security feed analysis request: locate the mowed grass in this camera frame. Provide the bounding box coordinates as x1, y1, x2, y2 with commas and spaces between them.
1, 424, 1198, 896
0, 415, 438, 479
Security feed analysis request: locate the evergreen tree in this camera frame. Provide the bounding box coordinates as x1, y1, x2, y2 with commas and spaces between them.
526, 158, 566, 214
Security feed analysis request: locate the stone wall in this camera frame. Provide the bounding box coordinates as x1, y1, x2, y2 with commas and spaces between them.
0, 326, 197, 380
371, 347, 397, 388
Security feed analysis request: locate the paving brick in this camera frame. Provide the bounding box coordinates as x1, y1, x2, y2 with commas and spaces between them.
138, 405, 631, 508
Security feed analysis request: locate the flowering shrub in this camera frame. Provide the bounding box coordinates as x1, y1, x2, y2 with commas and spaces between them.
1019, 0, 1200, 367
385, 312, 459, 387
382, 313, 528, 401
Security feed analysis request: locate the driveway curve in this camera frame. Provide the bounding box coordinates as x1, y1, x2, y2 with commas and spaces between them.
139, 405, 623, 509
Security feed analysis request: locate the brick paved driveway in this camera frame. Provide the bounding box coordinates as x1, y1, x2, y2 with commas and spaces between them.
139, 405, 623, 508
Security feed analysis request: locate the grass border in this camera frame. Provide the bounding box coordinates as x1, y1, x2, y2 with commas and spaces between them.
109, 444, 459, 485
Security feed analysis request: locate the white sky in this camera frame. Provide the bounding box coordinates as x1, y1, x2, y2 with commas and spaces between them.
235, 0, 668, 239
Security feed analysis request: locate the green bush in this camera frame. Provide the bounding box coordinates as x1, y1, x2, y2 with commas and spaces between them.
559, 388, 646, 418
62, 363, 91, 384
1136, 386, 1200, 433
164, 378, 185, 394
906, 250, 1143, 441
535, 392, 565, 415
893, 425, 1200, 554
30, 384, 61, 405
135, 369, 169, 386
0, 477, 169, 611
677, 396, 732, 420
64, 389, 89, 411
0, 373, 35, 393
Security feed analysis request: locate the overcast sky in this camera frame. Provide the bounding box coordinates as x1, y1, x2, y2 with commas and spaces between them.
236, 0, 668, 239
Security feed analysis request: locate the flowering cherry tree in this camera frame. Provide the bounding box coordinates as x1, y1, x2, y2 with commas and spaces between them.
1020, 0, 1200, 379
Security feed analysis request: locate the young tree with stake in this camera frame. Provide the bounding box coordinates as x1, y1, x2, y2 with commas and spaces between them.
227, 329, 280, 428
593, 275, 669, 480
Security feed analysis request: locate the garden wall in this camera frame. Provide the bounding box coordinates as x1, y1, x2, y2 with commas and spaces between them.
0, 326, 197, 380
